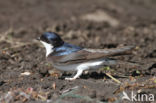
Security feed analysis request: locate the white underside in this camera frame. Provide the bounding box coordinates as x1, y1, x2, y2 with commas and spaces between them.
76, 61, 104, 70
40, 41, 54, 57
53, 60, 104, 72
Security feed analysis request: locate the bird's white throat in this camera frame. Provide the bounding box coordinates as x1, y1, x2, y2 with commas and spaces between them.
40, 41, 54, 57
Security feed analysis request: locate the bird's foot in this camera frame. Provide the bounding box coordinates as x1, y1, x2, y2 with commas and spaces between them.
65, 69, 83, 81
65, 77, 76, 81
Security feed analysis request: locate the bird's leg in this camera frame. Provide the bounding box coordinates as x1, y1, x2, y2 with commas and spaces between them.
65, 69, 83, 81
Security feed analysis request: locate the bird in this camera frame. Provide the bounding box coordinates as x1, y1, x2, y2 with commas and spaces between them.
37, 32, 135, 80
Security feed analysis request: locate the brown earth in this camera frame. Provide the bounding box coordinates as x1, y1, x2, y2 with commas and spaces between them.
0, 0, 156, 103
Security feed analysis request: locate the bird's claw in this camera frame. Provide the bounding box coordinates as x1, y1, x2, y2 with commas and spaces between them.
65, 77, 76, 81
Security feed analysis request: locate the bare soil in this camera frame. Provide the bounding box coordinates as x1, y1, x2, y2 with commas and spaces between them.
0, 0, 156, 103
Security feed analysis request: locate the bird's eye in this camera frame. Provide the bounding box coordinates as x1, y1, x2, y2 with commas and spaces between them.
53, 40, 57, 43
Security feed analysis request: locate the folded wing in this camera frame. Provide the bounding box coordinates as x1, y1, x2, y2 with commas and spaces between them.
59, 46, 135, 64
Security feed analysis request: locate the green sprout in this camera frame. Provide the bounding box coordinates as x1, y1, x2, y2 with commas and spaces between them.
45, 63, 52, 67
154, 79, 156, 84
100, 66, 111, 71
136, 70, 140, 74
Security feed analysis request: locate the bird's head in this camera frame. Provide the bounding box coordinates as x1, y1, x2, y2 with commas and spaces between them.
37, 32, 64, 56
37, 32, 64, 47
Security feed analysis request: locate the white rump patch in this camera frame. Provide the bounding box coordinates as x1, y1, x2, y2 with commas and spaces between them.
84, 48, 110, 53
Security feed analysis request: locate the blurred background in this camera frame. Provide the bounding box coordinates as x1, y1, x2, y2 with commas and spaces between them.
0, 0, 156, 103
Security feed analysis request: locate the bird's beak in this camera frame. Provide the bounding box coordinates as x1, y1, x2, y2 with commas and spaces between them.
36, 37, 40, 41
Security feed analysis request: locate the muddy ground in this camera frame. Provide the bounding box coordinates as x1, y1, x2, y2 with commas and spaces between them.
0, 0, 156, 103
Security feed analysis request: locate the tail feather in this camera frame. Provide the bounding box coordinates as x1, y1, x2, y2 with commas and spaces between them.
105, 46, 135, 55
85, 46, 136, 56
103, 59, 140, 68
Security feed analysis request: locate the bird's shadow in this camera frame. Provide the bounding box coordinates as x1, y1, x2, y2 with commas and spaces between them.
60, 72, 127, 80
81, 72, 127, 79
